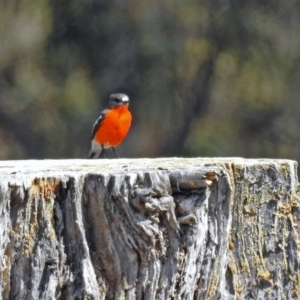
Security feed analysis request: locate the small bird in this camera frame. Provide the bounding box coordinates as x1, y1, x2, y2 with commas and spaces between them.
88, 93, 132, 158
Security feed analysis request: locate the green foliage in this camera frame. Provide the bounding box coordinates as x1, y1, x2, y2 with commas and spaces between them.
0, 0, 300, 160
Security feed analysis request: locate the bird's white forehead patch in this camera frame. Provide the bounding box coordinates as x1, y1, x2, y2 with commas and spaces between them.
121, 95, 129, 102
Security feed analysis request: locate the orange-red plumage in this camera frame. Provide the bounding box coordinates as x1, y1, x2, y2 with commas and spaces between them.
94, 105, 132, 147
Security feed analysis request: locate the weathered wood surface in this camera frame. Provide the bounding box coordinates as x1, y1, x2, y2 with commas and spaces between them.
0, 158, 299, 300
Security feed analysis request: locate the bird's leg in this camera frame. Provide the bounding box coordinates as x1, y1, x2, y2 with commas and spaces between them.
111, 147, 120, 158
97, 146, 106, 158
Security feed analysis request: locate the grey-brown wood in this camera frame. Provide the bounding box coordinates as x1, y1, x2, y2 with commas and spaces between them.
0, 158, 299, 300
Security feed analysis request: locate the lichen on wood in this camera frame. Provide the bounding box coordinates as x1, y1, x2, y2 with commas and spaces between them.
0, 158, 299, 299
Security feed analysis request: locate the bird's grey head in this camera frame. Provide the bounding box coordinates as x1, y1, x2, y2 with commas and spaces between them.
108, 93, 130, 108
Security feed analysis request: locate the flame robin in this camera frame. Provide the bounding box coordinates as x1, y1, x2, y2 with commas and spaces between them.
88, 93, 132, 158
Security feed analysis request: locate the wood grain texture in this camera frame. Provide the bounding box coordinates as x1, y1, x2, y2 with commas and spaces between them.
0, 158, 299, 300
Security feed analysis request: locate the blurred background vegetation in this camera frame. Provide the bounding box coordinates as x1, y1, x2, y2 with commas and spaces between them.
0, 0, 300, 160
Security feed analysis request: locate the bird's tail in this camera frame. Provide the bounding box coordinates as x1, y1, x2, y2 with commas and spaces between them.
88, 149, 104, 159
88, 151, 96, 159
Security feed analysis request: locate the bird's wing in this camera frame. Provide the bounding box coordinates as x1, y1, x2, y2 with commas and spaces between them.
91, 109, 108, 139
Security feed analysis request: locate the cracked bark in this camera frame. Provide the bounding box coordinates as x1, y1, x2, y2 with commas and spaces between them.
0, 158, 299, 300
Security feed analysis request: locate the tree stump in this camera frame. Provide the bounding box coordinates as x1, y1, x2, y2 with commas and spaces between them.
0, 158, 299, 300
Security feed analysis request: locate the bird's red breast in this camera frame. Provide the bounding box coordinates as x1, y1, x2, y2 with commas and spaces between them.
94, 105, 132, 147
